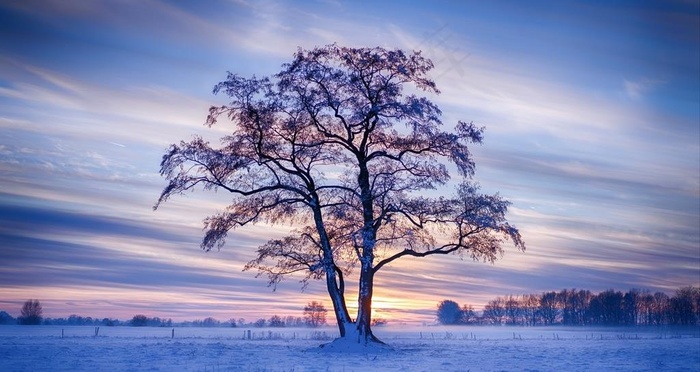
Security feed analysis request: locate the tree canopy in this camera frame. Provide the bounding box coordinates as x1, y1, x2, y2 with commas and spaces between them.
156, 44, 524, 344
437, 300, 463, 325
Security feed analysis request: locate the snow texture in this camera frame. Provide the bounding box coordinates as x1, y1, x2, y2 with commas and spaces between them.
1, 325, 698, 371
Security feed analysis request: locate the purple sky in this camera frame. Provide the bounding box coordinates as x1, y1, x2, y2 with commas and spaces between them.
0, 0, 698, 323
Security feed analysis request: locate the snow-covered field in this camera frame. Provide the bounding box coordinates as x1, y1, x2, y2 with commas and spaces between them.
1, 325, 698, 371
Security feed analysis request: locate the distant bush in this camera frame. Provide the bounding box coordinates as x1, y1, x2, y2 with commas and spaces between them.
19, 300, 42, 325
200, 317, 220, 327
437, 300, 462, 325
371, 318, 388, 326
0, 311, 15, 325
130, 315, 148, 327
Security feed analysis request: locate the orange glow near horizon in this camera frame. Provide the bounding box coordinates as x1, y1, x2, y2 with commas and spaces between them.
0, 268, 483, 324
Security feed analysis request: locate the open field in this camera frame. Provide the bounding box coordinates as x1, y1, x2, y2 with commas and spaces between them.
1, 325, 698, 371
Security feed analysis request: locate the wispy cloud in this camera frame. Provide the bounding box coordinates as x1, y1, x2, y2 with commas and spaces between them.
0, 203, 314, 320
624, 77, 664, 100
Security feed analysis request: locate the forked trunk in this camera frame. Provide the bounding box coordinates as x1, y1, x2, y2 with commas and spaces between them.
312, 203, 352, 337
325, 269, 351, 337
324, 265, 383, 344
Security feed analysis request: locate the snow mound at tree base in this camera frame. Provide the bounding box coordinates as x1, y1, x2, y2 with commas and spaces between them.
312, 337, 394, 354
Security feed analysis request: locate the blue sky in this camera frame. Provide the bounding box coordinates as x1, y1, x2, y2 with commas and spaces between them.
0, 0, 698, 323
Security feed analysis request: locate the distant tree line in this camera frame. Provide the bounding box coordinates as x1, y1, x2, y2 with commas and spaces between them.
0, 301, 332, 328
128, 315, 174, 327
44, 315, 124, 326
438, 286, 700, 326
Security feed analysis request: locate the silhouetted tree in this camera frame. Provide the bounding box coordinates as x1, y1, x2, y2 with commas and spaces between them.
130, 314, 148, 327
650, 291, 671, 325
623, 289, 640, 325
0, 310, 16, 325
284, 315, 303, 327
483, 297, 506, 325
436, 300, 462, 325
155, 44, 524, 344
19, 299, 42, 325
101, 318, 117, 326
668, 287, 699, 325
268, 315, 285, 327
636, 290, 654, 325
304, 301, 327, 328
504, 295, 520, 325
461, 304, 477, 324
371, 318, 388, 326
67, 314, 89, 325
538, 291, 559, 325
588, 290, 624, 325
479, 286, 700, 326
558, 289, 591, 325
201, 317, 219, 327
520, 294, 539, 326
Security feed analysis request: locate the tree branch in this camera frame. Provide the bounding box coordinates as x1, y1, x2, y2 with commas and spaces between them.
373, 245, 461, 273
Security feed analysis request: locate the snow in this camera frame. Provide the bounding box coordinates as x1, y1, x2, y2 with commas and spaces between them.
1, 325, 698, 371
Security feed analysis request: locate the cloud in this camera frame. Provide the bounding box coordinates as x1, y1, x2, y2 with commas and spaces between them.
624, 78, 664, 100
383, 23, 698, 309
0, 203, 313, 320
0, 61, 237, 224
0, 62, 220, 143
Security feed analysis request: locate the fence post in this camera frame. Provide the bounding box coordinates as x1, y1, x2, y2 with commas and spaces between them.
171, 328, 175, 339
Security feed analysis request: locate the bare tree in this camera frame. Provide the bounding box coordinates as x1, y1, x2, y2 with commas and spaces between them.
155, 44, 525, 344
304, 301, 328, 327
520, 294, 540, 326
269, 315, 285, 327
19, 299, 42, 325
504, 295, 520, 325
483, 297, 506, 325
538, 291, 559, 325
461, 304, 477, 324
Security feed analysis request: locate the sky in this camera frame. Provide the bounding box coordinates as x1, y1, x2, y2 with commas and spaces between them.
0, 0, 698, 324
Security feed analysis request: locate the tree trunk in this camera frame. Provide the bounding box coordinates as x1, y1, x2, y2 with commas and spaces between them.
325, 268, 351, 337
352, 161, 382, 343
355, 264, 382, 343
311, 199, 352, 337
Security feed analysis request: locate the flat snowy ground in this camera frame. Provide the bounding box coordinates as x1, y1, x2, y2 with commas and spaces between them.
1, 325, 698, 371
